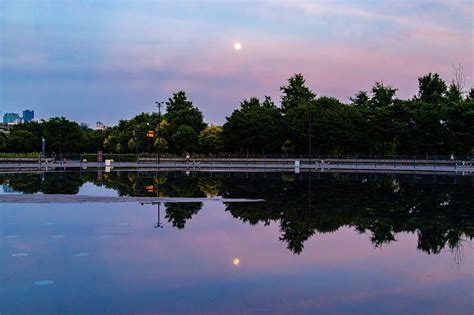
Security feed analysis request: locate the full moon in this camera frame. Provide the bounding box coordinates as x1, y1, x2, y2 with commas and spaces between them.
234, 42, 242, 50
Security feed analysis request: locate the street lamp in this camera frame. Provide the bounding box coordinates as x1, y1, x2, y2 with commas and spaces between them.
155, 101, 164, 164
41, 137, 46, 159
308, 102, 313, 167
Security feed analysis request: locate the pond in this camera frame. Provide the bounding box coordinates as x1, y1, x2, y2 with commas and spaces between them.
1, 171, 473, 314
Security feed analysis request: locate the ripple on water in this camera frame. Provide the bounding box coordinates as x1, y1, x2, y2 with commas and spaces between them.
74, 252, 90, 257
34, 280, 54, 286
12, 253, 28, 257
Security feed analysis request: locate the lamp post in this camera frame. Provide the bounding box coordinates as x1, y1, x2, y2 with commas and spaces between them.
41, 137, 46, 159
134, 127, 139, 163
308, 102, 313, 168
146, 122, 150, 153
155, 101, 164, 164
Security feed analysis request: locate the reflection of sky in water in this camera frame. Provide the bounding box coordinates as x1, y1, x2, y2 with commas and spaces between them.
77, 182, 119, 197
2, 180, 119, 196
1, 200, 473, 314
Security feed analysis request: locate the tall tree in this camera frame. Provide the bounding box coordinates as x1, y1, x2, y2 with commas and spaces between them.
0, 133, 6, 151
164, 91, 205, 153
6, 130, 39, 152
350, 90, 370, 107
280, 73, 316, 113
198, 124, 224, 154
446, 82, 463, 104
416, 73, 447, 105
222, 96, 283, 154
444, 99, 474, 156
370, 82, 398, 109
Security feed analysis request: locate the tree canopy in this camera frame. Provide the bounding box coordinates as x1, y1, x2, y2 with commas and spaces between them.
1, 72, 473, 157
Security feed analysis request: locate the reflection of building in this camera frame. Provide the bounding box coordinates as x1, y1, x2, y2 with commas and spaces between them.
3, 112, 21, 124
96, 121, 106, 130
0, 123, 10, 134
23, 110, 34, 122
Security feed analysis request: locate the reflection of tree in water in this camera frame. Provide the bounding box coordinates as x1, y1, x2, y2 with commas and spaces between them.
1, 171, 472, 255
221, 173, 474, 255
198, 177, 222, 197
1, 172, 86, 195
164, 202, 202, 229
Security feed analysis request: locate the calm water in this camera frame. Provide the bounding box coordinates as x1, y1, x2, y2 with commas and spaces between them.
1, 171, 473, 315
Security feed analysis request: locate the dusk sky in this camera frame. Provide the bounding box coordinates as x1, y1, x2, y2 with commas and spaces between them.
1, 0, 472, 125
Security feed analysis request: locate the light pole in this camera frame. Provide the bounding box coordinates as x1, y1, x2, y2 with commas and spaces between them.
308, 102, 312, 168
155, 101, 164, 164
41, 137, 46, 159
135, 127, 139, 163
146, 122, 150, 153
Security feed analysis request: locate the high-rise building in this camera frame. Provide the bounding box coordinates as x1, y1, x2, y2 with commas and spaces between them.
23, 110, 34, 122
96, 121, 106, 130
3, 113, 21, 124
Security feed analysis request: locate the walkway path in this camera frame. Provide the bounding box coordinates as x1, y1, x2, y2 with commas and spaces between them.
0, 159, 473, 174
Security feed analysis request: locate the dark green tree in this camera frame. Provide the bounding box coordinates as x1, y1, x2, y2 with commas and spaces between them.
41, 117, 86, 154
369, 82, 398, 109
0, 133, 7, 151
222, 96, 283, 154
444, 99, 474, 155
164, 91, 205, 153
416, 73, 447, 105
350, 90, 370, 107
446, 82, 463, 104
280, 73, 316, 113
171, 125, 199, 153
6, 129, 39, 152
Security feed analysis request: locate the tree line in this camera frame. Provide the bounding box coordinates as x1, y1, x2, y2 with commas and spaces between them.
1, 72, 473, 157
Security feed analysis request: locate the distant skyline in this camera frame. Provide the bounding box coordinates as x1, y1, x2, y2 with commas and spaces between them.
1, 0, 472, 126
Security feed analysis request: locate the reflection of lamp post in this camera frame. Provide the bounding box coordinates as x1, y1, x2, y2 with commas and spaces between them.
154, 202, 163, 229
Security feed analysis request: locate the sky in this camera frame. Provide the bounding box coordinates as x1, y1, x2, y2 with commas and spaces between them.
0, 0, 473, 126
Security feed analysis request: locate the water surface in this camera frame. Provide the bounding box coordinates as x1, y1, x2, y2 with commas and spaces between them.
1, 171, 473, 314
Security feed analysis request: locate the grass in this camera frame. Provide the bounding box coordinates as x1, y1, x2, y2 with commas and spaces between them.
0, 152, 40, 158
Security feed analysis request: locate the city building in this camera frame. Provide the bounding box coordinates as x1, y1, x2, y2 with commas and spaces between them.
3, 113, 21, 124
22, 110, 34, 122
95, 121, 106, 130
